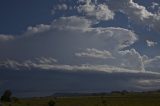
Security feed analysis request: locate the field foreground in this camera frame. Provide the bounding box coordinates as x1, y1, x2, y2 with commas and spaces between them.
2, 93, 160, 106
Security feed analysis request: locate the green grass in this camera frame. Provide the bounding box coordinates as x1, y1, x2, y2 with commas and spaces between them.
2, 93, 160, 106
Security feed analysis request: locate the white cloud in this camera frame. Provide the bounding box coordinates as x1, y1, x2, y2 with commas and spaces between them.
0, 34, 15, 42
75, 48, 113, 59
118, 49, 145, 71
51, 16, 92, 30
107, 0, 160, 31
107, 0, 152, 20
0, 57, 57, 70
0, 58, 156, 74
76, 48, 144, 71
77, 0, 114, 21
25, 24, 51, 36
46, 16, 137, 51
146, 40, 157, 47
128, 0, 153, 20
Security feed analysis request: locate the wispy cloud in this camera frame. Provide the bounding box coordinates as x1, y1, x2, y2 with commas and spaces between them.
75, 48, 113, 59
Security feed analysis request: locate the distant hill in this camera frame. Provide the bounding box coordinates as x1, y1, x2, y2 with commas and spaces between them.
52, 90, 160, 97
52, 92, 109, 97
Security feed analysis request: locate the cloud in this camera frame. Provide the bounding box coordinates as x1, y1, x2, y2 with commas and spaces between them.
1, 58, 160, 95
52, 3, 68, 14
0, 57, 158, 75
51, 16, 92, 30
107, 0, 152, 20
0, 57, 57, 70
0, 16, 158, 78
0, 34, 15, 42
144, 56, 160, 72
151, 2, 159, 10
57, 4, 68, 10
106, 0, 160, 32
24, 24, 51, 36
136, 79, 160, 88
75, 48, 113, 59
35, 57, 57, 64
75, 48, 145, 71
0, 49, 147, 73
0, 16, 143, 73
77, 0, 114, 21
146, 40, 157, 47
117, 49, 145, 71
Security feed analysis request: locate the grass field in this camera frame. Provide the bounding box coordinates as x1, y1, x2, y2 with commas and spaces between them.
2, 93, 160, 106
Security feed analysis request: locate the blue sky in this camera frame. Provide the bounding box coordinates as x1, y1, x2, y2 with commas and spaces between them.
0, 0, 160, 97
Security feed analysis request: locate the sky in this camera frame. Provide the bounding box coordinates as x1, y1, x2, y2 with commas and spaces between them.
0, 0, 160, 97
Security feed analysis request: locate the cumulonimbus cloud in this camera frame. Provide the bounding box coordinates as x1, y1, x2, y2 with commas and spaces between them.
0, 16, 142, 72
0, 16, 158, 73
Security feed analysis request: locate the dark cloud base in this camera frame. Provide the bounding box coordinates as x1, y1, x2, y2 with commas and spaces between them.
0, 69, 159, 97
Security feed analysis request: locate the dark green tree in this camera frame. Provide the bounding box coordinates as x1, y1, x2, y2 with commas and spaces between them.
1, 90, 12, 102
48, 100, 55, 106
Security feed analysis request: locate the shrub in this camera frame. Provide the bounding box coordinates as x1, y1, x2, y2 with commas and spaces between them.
48, 100, 55, 106
1, 90, 12, 102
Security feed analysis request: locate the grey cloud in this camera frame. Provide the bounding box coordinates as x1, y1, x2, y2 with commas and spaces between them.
151, 2, 159, 10
52, 3, 68, 14
0, 34, 15, 42
136, 79, 160, 88
57, 4, 68, 10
